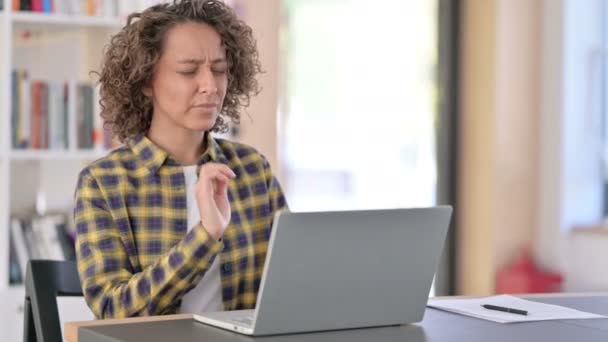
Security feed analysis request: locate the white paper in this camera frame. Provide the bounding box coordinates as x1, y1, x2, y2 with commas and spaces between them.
427, 294, 607, 323
56, 296, 95, 342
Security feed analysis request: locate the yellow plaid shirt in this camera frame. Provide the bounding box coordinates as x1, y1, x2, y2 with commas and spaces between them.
74, 133, 287, 318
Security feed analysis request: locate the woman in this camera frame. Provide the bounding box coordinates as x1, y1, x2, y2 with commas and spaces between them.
74, 0, 287, 319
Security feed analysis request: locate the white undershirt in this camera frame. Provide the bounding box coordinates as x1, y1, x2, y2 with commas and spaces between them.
178, 165, 223, 314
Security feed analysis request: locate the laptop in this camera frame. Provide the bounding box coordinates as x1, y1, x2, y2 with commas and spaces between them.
194, 206, 452, 336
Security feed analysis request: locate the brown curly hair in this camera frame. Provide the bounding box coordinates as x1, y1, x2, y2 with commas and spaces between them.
97, 0, 262, 143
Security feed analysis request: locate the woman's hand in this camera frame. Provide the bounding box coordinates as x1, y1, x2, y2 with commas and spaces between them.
195, 163, 236, 240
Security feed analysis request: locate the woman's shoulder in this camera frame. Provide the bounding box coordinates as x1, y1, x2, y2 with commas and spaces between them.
215, 138, 269, 165
77, 145, 139, 179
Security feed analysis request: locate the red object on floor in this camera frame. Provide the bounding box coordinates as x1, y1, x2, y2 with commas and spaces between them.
495, 251, 563, 294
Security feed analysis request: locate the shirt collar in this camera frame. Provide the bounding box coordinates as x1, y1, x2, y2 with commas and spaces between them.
130, 132, 228, 175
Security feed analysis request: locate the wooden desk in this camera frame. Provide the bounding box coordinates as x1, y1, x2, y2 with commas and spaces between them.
65, 293, 608, 342
65, 314, 192, 342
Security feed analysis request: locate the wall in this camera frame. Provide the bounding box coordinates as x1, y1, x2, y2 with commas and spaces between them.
457, 0, 497, 295
494, 0, 541, 277
233, 0, 282, 180
536, 0, 606, 290
458, 0, 541, 295
536, 0, 566, 275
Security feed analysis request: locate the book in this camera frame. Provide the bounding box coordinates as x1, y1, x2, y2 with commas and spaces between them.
20, 71, 32, 148
10, 218, 29, 278
9, 213, 76, 284
9, 237, 23, 285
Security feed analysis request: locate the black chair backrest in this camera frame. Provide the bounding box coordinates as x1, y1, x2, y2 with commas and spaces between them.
24, 260, 83, 342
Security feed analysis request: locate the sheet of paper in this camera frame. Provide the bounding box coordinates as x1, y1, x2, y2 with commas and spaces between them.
56, 296, 95, 342
427, 294, 607, 323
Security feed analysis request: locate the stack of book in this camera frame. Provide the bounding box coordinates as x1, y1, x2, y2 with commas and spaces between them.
9, 214, 75, 284
11, 69, 112, 150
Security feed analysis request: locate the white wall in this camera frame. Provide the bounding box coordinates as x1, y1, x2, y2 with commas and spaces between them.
536, 0, 608, 293
536, 0, 565, 276
561, 0, 604, 231
536, 0, 605, 275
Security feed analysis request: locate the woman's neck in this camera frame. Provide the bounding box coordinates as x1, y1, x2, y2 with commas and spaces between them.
147, 119, 206, 166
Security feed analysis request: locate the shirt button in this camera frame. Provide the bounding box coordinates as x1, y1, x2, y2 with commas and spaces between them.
222, 263, 232, 273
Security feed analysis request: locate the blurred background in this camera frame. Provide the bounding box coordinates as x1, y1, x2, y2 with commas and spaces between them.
1, 0, 607, 340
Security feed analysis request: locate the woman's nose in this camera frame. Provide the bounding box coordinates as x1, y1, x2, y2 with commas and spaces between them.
197, 69, 218, 94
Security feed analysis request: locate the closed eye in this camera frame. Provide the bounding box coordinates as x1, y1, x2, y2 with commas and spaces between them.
179, 71, 197, 76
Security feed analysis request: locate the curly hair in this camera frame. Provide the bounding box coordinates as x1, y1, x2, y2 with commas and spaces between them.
97, 0, 262, 143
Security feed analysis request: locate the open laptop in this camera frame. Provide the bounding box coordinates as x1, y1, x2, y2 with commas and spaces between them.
194, 206, 452, 336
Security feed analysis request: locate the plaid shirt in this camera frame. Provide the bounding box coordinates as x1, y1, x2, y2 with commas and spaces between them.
74, 134, 287, 319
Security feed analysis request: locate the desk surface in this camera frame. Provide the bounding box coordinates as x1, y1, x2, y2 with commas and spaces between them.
71, 295, 608, 342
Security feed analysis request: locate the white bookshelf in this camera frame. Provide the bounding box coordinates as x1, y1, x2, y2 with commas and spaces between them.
12, 11, 123, 28
0, 2, 140, 341
0, 0, 13, 298
1, 6, 120, 289
9, 149, 107, 161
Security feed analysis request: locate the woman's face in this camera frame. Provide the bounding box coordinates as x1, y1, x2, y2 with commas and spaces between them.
146, 21, 229, 133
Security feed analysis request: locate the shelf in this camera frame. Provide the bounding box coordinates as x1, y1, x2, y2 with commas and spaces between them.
11, 12, 122, 29
0, 284, 24, 296
7, 284, 24, 293
9, 149, 107, 161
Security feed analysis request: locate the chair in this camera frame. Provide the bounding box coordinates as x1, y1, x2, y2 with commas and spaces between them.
23, 260, 83, 342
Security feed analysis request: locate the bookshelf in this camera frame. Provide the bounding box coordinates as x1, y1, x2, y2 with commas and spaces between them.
9, 149, 106, 160
2, 12, 118, 291
0, 2, 156, 341
12, 11, 122, 28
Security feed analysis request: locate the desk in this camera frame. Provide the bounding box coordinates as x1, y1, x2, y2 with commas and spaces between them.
66, 294, 608, 342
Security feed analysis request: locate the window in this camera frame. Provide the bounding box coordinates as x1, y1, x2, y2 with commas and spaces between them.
280, 0, 439, 212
